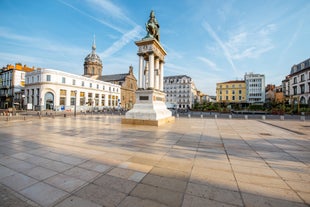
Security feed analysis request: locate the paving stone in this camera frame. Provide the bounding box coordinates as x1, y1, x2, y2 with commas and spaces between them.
93, 174, 137, 194
78, 160, 112, 173
131, 183, 183, 207
63, 166, 99, 181
182, 194, 237, 207
0, 165, 17, 179
20, 182, 68, 206
74, 183, 126, 207
118, 196, 169, 207
242, 192, 308, 207
149, 166, 190, 182
108, 167, 146, 182
54, 195, 102, 207
45, 173, 87, 192
186, 182, 243, 206
142, 174, 187, 193
118, 161, 153, 173
0, 173, 37, 191
24, 166, 58, 180
0, 184, 37, 207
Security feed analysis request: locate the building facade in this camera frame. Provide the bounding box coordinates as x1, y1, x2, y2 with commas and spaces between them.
164, 75, 197, 109
284, 58, 310, 105
0, 63, 34, 109
102, 66, 137, 110
244, 73, 265, 104
216, 80, 246, 103
25, 68, 121, 111
83, 38, 103, 79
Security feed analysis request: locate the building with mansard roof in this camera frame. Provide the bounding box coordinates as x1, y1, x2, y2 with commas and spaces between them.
163, 75, 198, 109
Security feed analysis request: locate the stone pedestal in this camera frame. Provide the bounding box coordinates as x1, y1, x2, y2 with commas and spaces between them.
122, 89, 175, 126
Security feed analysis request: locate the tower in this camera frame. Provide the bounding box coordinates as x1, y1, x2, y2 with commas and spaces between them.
83, 36, 102, 79
122, 10, 174, 126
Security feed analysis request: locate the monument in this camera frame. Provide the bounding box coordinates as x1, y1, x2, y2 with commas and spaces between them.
122, 10, 175, 126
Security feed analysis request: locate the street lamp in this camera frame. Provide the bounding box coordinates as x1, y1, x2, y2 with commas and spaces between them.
74, 90, 77, 117
22, 94, 25, 110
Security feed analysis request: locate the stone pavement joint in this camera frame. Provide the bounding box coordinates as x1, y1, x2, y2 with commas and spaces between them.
0, 115, 309, 207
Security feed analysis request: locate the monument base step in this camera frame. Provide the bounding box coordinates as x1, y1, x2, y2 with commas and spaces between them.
121, 116, 175, 126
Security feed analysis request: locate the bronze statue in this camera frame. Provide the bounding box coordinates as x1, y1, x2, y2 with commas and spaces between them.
145, 10, 160, 41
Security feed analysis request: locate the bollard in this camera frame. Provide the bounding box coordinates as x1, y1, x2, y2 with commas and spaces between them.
262, 115, 266, 120
176, 113, 179, 118
301, 116, 305, 121
280, 115, 284, 121
64, 114, 66, 117
24, 116, 26, 120
201, 114, 203, 118
188, 114, 191, 118
215, 114, 217, 119
229, 115, 232, 119
245, 115, 248, 120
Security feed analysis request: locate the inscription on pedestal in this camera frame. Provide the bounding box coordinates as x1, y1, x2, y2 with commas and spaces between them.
139, 96, 149, 100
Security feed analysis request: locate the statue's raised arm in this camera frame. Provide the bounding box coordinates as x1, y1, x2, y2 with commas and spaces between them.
145, 10, 160, 41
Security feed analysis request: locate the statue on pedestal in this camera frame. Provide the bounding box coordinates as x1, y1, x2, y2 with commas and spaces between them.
145, 10, 160, 41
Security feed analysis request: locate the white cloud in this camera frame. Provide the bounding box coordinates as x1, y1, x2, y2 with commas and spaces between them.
100, 25, 143, 58
225, 24, 276, 60
86, 0, 136, 26
202, 21, 238, 75
197, 56, 220, 71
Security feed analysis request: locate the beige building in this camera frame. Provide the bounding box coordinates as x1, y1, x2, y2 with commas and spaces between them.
216, 80, 246, 103
102, 66, 137, 110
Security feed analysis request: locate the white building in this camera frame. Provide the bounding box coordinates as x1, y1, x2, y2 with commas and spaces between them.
164, 75, 197, 109
0, 63, 34, 109
244, 73, 265, 104
25, 68, 121, 111
285, 58, 310, 105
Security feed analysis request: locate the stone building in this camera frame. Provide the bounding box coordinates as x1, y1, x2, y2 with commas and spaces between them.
102, 66, 137, 110
25, 68, 120, 111
83, 38, 137, 110
244, 73, 265, 104
0, 63, 34, 109
164, 75, 198, 109
283, 57, 310, 105
216, 80, 246, 103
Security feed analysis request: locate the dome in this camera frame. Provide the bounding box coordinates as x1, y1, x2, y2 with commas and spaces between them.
84, 40, 102, 65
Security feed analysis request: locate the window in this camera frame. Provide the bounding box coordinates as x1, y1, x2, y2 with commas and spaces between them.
226, 90, 228, 94
60, 89, 66, 105
90, 83, 92, 88
239, 96, 242, 100
97, 84, 99, 89
232, 90, 235, 94
72, 79, 76, 85
293, 77, 297, 84
46, 75, 51, 81
70, 91, 76, 106
232, 96, 235, 101
300, 84, 305, 94
293, 86, 297, 95
239, 90, 242, 94
80, 92, 85, 105
301, 74, 305, 82
62, 77, 66, 84
226, 96, 228, 100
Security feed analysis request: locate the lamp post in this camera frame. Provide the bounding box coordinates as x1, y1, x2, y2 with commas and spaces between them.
74, 90, 77, 117
22, 94, 25, 110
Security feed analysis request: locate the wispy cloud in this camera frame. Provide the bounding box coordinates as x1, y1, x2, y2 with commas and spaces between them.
0, 27, 87, 56
100, 26, 143, 58
86, 0, 136, 27
197, 57, 220, 71
57, 0, 125, 33
202, 21, 238, 75
226, 24, 275, 60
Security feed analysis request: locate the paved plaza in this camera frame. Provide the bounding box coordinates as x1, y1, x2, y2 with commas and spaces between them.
0, 115, 309, 207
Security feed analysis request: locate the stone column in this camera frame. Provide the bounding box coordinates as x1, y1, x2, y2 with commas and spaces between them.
138, 55, 144, 89
144, 62, 148, 88
159, 61, 164, 91
154, 57, 160, 90
148, 53, 154, 89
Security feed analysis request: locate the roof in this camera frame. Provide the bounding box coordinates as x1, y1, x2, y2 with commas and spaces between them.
218, 80, 245, 84
164, 75, 191, 79
101, 73, 128, 82
290, 57, 310, 75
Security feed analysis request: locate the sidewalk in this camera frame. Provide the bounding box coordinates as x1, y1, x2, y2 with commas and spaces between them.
0, 116, 309, 207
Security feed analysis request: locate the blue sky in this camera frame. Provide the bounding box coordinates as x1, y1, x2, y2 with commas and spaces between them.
0, 0, 309, 95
